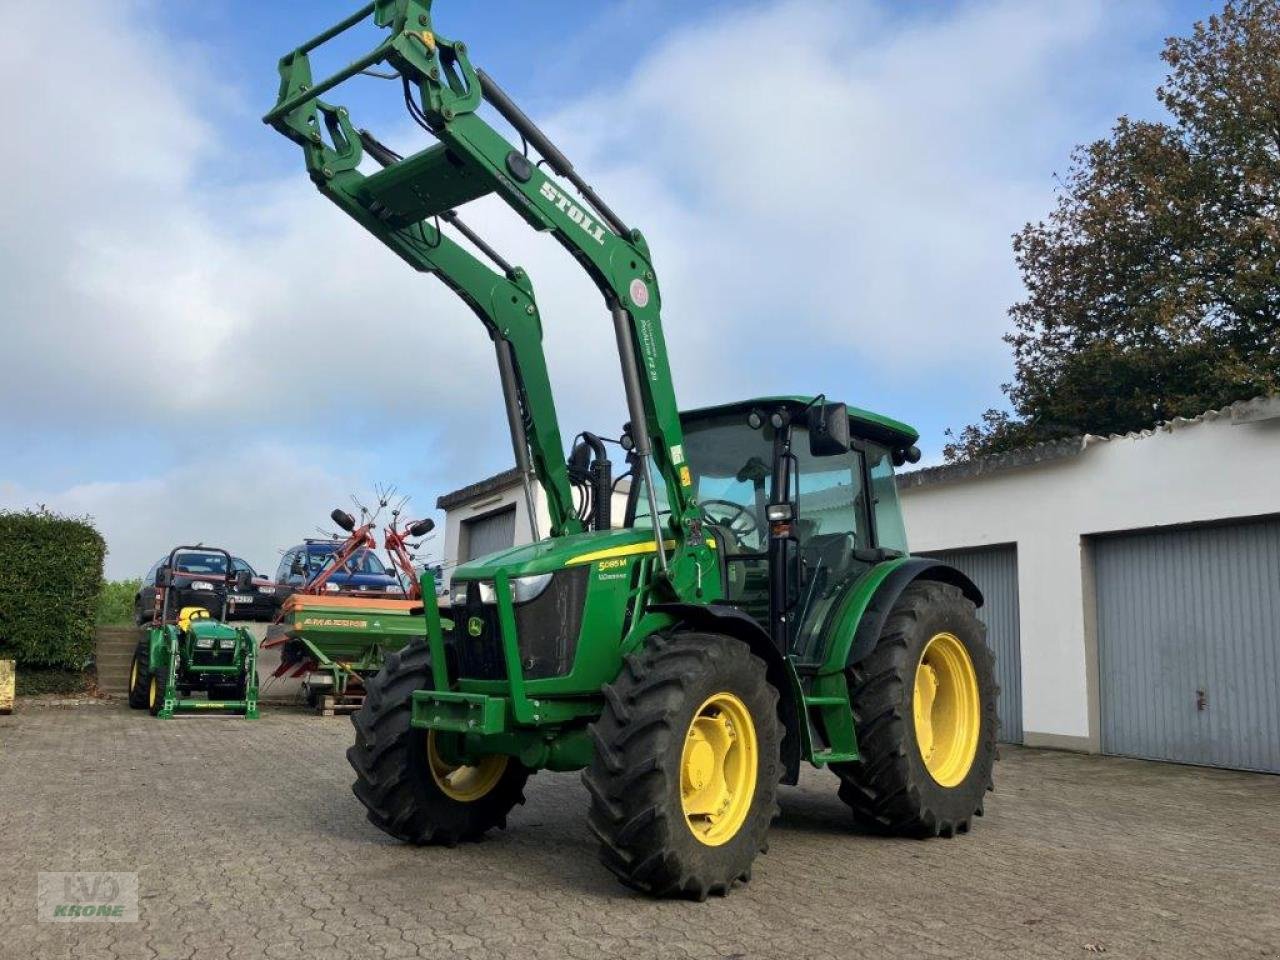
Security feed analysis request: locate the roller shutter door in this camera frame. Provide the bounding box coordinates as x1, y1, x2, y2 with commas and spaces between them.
463, 507, 517, 562
1095, 517, 1280, 773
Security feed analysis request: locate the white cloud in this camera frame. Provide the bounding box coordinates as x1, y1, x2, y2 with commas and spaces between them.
1, 0, 1167, 570
0, 440, 445, 580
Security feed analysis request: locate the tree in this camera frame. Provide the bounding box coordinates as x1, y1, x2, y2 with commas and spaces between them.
947, 0, 1280, 462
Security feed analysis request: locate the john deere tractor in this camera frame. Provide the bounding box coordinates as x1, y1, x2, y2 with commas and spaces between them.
267, 1, 997, 898
128, 546, 259, 719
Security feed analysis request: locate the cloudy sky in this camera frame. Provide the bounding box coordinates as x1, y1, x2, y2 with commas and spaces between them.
0, 0, 1217, 578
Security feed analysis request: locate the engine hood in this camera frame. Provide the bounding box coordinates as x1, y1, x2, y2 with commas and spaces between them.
452, 528, 668, 579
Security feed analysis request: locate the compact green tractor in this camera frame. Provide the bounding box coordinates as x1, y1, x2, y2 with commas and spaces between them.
267, 1, 997, 898
128, 546, 259, 719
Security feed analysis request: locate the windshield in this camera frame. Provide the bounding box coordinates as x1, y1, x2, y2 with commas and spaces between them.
172, 552, 229, 575
632, 413, 868, 554
306, 547, 388, 576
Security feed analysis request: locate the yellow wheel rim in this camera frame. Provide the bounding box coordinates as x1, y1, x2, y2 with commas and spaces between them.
148, 676, 158, 710
130, 660, 138, 692
913, 632, 981, 787
426, 731, 508, 802
680, 692, 758, 847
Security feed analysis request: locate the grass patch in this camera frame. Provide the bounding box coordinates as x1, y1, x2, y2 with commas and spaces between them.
97, 578, 142, 626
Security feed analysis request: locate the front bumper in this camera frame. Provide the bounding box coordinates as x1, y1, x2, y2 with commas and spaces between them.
411, 690, 507, 734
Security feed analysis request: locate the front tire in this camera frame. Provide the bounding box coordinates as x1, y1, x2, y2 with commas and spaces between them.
583, 632, 781, 900
127, 641, 150, 709
347, 640, 529, 844
832, 581, 998, 837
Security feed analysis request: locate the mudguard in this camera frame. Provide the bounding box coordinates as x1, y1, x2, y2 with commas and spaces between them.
842, 558, 983, 670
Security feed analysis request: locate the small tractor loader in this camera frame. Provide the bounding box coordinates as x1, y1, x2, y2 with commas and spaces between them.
128, 546, 259, 719
267, 0, 998, 899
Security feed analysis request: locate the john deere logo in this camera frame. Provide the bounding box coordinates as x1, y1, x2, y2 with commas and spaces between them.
467, 616, 484, 638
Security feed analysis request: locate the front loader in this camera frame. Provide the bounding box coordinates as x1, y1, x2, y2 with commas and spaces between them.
266, 0, 998, 899
127, 546, 259, 719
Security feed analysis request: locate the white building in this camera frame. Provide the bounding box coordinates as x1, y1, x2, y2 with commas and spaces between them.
438, 397, 1280, 773
898, 395, 1280, 773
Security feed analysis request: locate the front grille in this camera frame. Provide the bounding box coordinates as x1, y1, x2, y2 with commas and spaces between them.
455, 591, 505, 680
515, 567, 588, 680
453, 568, 590, 682
190, 648, 235, 667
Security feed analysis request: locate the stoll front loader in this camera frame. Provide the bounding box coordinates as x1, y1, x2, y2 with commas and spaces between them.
267, 1, 998, 899
128, 547, 259, 719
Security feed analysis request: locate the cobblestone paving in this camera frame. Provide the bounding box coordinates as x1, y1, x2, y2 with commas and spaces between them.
2, 702, 1277, 960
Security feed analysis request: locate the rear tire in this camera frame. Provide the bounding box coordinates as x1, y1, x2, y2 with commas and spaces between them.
583, 632, 781, 900
347, 639, 529, 844
127, 641, 149, 709
832, 581, 998, 837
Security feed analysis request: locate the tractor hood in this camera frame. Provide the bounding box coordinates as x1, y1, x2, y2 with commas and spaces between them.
452, 528, 664, 580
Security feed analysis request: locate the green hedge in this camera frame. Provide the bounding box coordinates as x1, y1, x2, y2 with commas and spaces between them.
0, 510, 106, 669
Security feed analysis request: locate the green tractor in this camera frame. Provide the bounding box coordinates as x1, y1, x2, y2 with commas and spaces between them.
128, 546, 260, 719
266, 1, 997, 898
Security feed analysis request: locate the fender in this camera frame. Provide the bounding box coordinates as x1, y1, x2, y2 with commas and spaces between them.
839, 558, 983, 670
648, 602, 804, 785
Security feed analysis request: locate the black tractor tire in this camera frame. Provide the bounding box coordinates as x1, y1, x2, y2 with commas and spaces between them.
583, 632, 782, 900
148, 668, 169, 717
127, 641, 150, 710
347, 639, 529, 844
832, 581, 998, 838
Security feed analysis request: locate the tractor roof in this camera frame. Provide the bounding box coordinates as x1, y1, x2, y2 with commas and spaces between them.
683, 396, 919, 447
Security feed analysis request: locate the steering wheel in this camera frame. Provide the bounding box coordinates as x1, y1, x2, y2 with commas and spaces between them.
698, 498, 760, 547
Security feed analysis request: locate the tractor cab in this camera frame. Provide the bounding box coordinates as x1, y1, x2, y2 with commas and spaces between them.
627, 396, 922, 666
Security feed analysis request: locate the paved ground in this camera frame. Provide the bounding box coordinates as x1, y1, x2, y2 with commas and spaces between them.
2, 702, 1277, 960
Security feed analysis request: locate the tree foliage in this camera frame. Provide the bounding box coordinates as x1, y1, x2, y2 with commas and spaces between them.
0, 509, 106, 669
947, 0, 1280, 461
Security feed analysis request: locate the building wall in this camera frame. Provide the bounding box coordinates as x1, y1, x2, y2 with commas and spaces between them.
898, 409, 1280, 750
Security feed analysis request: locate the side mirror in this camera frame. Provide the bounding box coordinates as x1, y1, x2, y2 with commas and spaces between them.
331, 508, 356, 532
807, 402, 851, 457
155, 567, 171, 587
408, 518, 435, 537
234, 570, 253, 591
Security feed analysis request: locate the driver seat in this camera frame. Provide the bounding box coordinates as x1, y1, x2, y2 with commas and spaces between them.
177, 606, 212, 633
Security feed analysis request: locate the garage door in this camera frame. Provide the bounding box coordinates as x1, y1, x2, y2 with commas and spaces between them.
921, 546, 1022, 743
463, 507, 516, 561
1095, 517, 1280, 773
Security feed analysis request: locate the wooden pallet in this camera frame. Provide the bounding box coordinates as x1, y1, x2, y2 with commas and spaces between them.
318, 693, 364, 717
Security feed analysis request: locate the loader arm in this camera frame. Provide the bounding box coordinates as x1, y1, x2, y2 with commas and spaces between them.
266, 65, 580, 538
264, 0, 698, 567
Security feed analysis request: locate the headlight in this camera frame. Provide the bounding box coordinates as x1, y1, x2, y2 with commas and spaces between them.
511, 573, 553, 604
324, 582, 340, 592
218, 638, 238, 650
449, 582, 468, 607
385, 584, 404, 595
457, 576, 553, 605
195, 636, 214, 649
256, 586, 275, 595
191, 581, 214, 592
